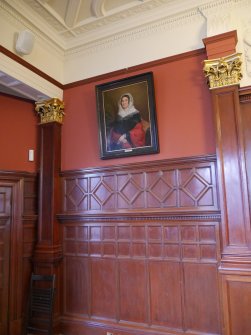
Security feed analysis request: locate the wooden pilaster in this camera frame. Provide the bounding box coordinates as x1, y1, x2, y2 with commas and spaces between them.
203, 31, 251, 335
33, 98, 64, 330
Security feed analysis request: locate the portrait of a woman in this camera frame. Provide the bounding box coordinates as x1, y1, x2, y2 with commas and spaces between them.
96, 72, 158, 159
108, 93, 150, 151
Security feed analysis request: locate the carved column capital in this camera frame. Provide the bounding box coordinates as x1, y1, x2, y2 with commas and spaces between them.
35, 97, 65, 124
203, 53, 242, 89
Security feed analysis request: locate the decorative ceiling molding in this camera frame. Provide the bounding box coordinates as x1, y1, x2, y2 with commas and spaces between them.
244, 27, 251, 77
2, 0, 250, 52
65, 0, 82, 28
64, 7, 205, 58
22, 0, 68, 34
91, 0, 105, 18
1, 0, 251, 96
1, 0, 213, 51
3, 0, 249, 56
198, 0, 247, 37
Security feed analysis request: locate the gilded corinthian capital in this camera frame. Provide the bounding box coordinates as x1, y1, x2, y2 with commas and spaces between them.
203, 53, 242, 89
35, 98, 65, 124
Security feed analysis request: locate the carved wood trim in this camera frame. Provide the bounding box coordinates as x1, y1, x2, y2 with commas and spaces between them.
203, 30, 237, 59
240, 94, 251, 103
60, 155, 219, 215
0, 216, 9, 224
0, 170, 37, 178
239, 86, 251, 103
61, 154, 216, 175
203, 30, 238, 47
58, 212, 221, 223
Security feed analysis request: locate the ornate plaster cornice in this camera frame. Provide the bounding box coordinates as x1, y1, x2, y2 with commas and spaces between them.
65, 8, 204, 57
3, 0, 249, 56
198, 0, 249, 38
65, 0, 250, 57
2, 0, 251, 59
243, 27, 251, 77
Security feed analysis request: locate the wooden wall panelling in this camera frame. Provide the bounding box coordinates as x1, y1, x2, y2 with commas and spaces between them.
61, 155, 218, 215
209, 86, 251, 335
240, 89, 251, 224
221, 272, 251, 335
0, 172, 37, 335
211, 86, 251, 258
22, 175, 38, 324
214, 90, 251, 335
59, 155, 222, 335
61, 219, 222, 335
0, 184, 12, 335
5, 179, 23, 335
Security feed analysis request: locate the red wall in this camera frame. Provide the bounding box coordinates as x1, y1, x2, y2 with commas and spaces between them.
0, 94, 38, 172
62, 51, 215, 170
0, 50, 216, 173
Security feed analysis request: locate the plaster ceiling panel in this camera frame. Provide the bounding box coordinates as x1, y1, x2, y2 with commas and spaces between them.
77, 0, 94, 21
104, 0, 137, 12
47, 0, 69, 20
8, 0, 152, 44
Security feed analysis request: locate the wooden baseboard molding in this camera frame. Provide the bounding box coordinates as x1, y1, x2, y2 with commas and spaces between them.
59, 317, 220, 335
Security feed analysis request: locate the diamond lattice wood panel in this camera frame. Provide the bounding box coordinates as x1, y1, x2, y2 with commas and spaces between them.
62, 157, 218, 213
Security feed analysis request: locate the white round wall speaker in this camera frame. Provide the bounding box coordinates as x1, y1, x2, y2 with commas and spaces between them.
15, 30, 35, 55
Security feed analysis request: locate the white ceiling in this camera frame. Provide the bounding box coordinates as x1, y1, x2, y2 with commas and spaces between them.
8, 0, 173, 51
31, 0, 149, 45
1, 0, 174, 100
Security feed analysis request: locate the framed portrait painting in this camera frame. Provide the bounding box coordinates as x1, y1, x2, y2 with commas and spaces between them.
96, 72, 159, 159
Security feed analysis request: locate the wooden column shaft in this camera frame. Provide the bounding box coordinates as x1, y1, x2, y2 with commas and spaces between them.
211, 85, 251, 258
39, 122, 61, 243
34, 99, 64, 267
